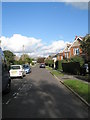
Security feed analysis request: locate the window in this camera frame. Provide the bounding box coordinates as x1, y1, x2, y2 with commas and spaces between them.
76, 48, 79, 55
61, 56, 63, 60
73, 48, 79, 55
11, 66, 20, 70
67, 53, 69, 58
65, 53, 67, 58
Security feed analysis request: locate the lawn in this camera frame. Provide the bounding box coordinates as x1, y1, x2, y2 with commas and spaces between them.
46, 66, 64, 76
64, 79, 90, 103
46, 66, 52, 70
51, 70, 64, 76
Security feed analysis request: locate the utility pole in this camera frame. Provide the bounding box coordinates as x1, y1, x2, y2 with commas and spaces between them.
22, 45, 25, 61
23, 45, 25, 55
0, 40, 1, 48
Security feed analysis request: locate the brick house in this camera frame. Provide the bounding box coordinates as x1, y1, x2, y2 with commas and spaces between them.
57, 43, 72, 60
57, 50, 63, 61
57, 36, 83, 61
69, 36, 83, 58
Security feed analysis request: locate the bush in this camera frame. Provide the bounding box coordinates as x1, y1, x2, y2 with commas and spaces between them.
88, 62, 90, 74
62, 62, 80, 75
55, 60, 67, 70
45, 60, 54, 68
55, 60, 63, 70
69, 56, 84, 67
32, 62, 34, 65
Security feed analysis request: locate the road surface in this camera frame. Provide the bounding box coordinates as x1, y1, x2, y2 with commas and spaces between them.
2, 64, 88, 118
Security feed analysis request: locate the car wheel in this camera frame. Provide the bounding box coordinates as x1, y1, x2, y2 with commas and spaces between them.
21, 75, 23, 79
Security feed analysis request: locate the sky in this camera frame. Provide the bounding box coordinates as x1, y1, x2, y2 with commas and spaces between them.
0, 1, 88, 58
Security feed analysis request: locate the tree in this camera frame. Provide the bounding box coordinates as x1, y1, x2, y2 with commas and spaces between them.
37, 57, 45, 63
26, 57, 32, 64
20, 54, 32, 64
3, 50, 15, 65
20, 54, 29, 61
69, 56, 84, 67
80, 34, 90, 61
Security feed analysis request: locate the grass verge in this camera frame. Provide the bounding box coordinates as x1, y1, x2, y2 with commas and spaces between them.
46, 66, 64, 76
64, 79, 90, 103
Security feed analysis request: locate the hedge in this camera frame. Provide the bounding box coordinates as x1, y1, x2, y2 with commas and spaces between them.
88, 62, 90, 74
62, 62, 80, 75
55, 60, 67, 70
69, 56, 84, 67
45, 60, 54, 68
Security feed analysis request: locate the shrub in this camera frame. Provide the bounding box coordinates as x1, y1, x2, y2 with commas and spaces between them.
32, 62, 34, 65
88, 62, 90, 74
55, 60, 67, 70
69, 56, 84, 67
45, 60, 54, 68
62, 62, 80, 75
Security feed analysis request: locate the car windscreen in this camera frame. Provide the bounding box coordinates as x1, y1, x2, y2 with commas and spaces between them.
41, 63, 45, 65
23, 65, 29, 68
11, 66, 20, 69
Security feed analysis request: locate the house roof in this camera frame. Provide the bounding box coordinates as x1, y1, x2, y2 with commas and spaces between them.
69, 36, 83, 50
56, 36, 83, 56
63, 43, 72, 52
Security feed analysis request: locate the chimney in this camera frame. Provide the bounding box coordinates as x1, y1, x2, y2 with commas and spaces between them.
75, 36, 77, 40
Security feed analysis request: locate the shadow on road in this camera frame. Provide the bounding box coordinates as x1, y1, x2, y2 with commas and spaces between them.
2, 77, 88, 118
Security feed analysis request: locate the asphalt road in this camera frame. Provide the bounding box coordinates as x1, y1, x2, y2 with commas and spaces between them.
2, 64, 88, 118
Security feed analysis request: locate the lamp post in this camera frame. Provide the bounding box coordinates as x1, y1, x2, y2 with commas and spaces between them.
0, 40, 1, 47
22, 45, 25, 61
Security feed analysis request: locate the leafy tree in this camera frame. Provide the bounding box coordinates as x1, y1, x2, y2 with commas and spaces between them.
69, 56, 84, 67
37, 57, 45, 63
3, 50, 15, 65
20, 54, 32, 64
20, 54, 29, 61
26, 57, 32, 64
80, 34, 90, 61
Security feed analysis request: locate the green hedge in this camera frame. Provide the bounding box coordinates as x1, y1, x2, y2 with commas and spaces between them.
69, 56, 84, 67
45, 60, 54, 68
55, 60, 67, 70
62, 62, 80, 75
88, 62, 90, 74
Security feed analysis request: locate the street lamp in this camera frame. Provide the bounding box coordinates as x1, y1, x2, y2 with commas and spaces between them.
0, 40, 1, 47
22, 45, 25, 61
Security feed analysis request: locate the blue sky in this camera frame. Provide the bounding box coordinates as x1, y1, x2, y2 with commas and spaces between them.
1, 2, 88, 57
2, 2, 88, 42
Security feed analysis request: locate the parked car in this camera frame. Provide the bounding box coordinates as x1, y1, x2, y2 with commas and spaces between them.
84, 63, 89, 73
40, 63, 45, 68
0, 47, 11, 93
9, 65, 26, 78
23, 64, 31, 74
81, 63, 89, 75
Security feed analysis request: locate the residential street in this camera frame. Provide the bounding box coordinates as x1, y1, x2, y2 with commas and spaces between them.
2, 64, 88, 118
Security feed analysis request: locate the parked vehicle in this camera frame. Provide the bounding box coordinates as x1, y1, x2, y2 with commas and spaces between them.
9, 65, 26, 78
40, 63, 45, 68
84, 63, 89, 73
81, 63, 89, 75
23, 64, 31, 74
0, 47, 11, 93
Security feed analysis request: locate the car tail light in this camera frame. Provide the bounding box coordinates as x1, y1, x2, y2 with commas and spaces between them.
19, 71, 22, 75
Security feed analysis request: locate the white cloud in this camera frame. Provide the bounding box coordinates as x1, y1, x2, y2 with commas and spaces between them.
0, 34, 42, 53
0, 34, 70, 58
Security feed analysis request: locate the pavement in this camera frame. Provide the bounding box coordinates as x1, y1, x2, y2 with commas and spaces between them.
2, 64, 88, 118
53, 69, 89, 84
